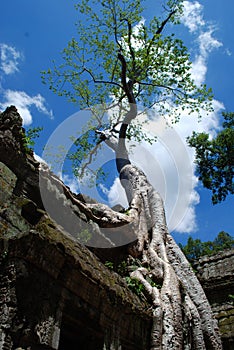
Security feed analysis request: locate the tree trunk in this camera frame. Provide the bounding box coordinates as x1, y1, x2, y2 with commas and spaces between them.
118, 163, 222, 349
95, 99, 222, 348
0, 106, 222, 349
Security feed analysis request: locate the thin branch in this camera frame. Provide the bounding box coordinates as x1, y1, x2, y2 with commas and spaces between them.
83, 67, 123, 89
117, 53, 136, 105
147, 9, 176, 56
112, 2, 123, 51
157, 10, 176, 35
111, 56, 119, 82
79, 140, 103, 178
136, 80, 187, 97
121, 17, 136, 73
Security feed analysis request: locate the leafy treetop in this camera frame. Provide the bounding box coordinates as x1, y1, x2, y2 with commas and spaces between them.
179, 231, 234, 262
42, 0, 213, 179
188, 112, 234, 204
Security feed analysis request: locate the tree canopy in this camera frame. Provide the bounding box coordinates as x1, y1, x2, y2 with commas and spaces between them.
188, 112, 234, 204
180, 231, 234, 262
42, 0, 213, 181
41, 1, 222, 348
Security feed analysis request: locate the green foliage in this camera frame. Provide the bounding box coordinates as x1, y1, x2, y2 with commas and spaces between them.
23, 126, 43, 152
76, 228, 92, 244
42, 0, 213, 181
146, 275, 162, 289
188, 112, 234, 204
104, 259, 138, 276
180, 231, 234, 262
67, 127, 103, 182
42, 0, 211, 114
124, 276, 145, 297
116, 260, 129, 276
213, 231, 234, 251
104, 261, 114, 269
179, 237, 204, 261
228, 294, 234, 305
104, 259, 145, 298
43, 144, 68, 174
104, 258, 161, 298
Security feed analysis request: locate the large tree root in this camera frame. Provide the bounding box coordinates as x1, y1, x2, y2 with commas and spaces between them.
39, 162, 222, 349
119, 164, 222, 349
0, 106, 222, 349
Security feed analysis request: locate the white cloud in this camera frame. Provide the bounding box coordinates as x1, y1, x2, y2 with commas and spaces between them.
0, 90, 53, 125
181, 1, 205, 33
107, 177, 128, 208
174, 190, 199, 232
198, 28, 223, 57
0, 43, 53, 126
164, 100, 224, 233
0, 43, 23, 75
190, 55, 207, 86
59, 173, 80, 194
181, 2, 222, 88
98, 183, 109, 196
99, 2, 225, 234
106, 97, 224, 234
225, 49, 232, 57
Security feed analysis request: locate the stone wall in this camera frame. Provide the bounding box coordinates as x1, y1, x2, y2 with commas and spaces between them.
0, 204, 152, 350
0, 106, 152, 349
0, 106, 233, 349
194, 250, 234, 350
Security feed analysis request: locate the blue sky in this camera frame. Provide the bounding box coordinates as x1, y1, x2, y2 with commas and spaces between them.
0, 0, 233, 245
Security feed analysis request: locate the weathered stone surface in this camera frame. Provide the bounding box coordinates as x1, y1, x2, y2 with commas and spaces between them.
195, 250, 234, 303
0, 106, 233, 349
0, 106, 152, 349
0, 217, 152, 349
194, 250, 234, 350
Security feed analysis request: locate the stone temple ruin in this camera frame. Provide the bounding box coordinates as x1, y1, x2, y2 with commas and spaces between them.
0, 106, 234, 349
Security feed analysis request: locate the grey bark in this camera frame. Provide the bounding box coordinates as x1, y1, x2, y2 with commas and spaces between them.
117, 163, 222, 349
94, 97, 222, 349
0, 106, 222, 349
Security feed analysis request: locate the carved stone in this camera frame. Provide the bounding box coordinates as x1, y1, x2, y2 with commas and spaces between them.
0, 106, 151, 349
194, 250, 234, 349
0, 106, 233, 349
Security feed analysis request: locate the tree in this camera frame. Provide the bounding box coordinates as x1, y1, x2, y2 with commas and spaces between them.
180, 231, 234, 263
42, 0, 222, 348
213, 231, 234, 253
179, 236, 204, 262
188, 111, 234, 204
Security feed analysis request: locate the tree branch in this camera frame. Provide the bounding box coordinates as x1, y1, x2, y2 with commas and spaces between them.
136, 80, 188, 98
78, 140, 103, 178
95, 129, 118, 151
121, 17, 136, 73
146, 9, 176, 56
117, 53, 136, 105
83, 67, 123, 89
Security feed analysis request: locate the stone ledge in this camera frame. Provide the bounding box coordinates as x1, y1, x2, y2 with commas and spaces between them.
0, 219, 152, 349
